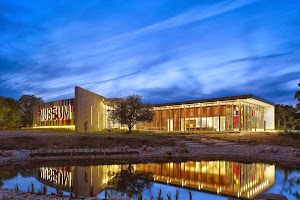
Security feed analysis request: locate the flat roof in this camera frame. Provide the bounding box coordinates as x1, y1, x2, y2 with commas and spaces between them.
152, 94, 275, 107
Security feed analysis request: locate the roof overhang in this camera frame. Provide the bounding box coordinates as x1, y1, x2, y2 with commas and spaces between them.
152, 94, 275, 109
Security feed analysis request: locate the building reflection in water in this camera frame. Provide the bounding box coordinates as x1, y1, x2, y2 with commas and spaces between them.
37, 160, 275, 199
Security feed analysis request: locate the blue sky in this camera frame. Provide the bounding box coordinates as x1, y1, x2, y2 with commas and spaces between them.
0, 0, 299, 105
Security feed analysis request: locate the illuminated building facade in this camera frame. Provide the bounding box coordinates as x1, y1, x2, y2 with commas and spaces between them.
136, 95, 275, 132
33, 87, 275, 132
33, 99, 75, 127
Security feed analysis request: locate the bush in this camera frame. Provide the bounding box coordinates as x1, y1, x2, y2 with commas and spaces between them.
14, 183, 19, 192
279, 130, 300, 139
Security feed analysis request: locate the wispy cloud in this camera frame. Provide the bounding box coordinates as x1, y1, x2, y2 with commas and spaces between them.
98, 0, 256, 44
0, 0, 299, 106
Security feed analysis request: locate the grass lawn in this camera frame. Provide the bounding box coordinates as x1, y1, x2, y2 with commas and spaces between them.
0, 129, 299, 150
0, 130, 175, 150
199, 131, 300, 148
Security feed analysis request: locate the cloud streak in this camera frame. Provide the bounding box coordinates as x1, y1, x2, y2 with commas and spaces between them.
0, 0, 299, 106
98, 0, 256, 45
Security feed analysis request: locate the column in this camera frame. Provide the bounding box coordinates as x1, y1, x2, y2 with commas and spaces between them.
206, 104, 207, 131
225, 103, 227, 131
155, 109, 157, 131
219, 103, 220, 131
183, 106, 186, 131
200, 104, 202, 131
255, 106, 257, 131
188, 105, 191, 132
194, 104, 196, 132
179, 107, 181, 131
159, 109, 161, 131
232, 103, 234, 131
173, 107, 175, 132
239, 101, 241, 131
169, 107, 171, 132
212, 104, 213, 131
211, 104, 214, 130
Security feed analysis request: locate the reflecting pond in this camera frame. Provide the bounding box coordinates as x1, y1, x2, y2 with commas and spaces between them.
0, 160, 299, 200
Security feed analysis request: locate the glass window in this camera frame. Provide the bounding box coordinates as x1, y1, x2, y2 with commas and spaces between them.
213, 117, 219, 131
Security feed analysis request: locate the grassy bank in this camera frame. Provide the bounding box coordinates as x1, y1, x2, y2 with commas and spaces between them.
199, 131, 300, 148
0, 130, 175, 150
0, 129, 300, 150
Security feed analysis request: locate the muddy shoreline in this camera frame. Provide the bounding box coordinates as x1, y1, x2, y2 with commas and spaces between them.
1, 148, 299, 171
1, 130, 300, 171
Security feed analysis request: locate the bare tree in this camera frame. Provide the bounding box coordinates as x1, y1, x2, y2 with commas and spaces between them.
109, 94, 154, 133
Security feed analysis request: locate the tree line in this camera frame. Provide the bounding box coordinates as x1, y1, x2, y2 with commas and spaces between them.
276, 83, 300, 130
275, 104, 300, 130
0, 82, 299, 131
0, 95, 43, 130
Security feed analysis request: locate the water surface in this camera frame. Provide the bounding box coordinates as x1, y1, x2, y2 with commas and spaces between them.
0, 160, 299, 200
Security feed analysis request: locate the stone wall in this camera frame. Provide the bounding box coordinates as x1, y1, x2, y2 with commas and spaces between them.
75, 86, 105, 133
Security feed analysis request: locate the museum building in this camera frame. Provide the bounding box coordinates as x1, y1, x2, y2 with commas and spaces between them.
33, 87, 275, 132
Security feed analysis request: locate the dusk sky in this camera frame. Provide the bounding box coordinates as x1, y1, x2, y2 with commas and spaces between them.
0, 0, 299, 105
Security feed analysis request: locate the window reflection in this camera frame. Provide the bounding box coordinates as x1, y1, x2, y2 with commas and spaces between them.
37, 161, 275, 199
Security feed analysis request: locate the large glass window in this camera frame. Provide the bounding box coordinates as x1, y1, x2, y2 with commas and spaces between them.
213, 117, 219, 131
207, 117, 213, 131
220, 116, 226, 131
137, 99, 266, 132
201, 118, 207, 130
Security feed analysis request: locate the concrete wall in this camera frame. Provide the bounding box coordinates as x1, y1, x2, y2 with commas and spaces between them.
264, 106, 275, 130
75, 86, 105, 133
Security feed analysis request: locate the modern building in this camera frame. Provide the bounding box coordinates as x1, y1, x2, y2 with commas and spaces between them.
33, 86, 275, 132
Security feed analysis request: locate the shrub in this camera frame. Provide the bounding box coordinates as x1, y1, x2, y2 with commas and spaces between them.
56, 188, 63, 197
42, 185, 47, 195
279, 130, 300, 139
90, 186, 94, 197
30, 182, 35, 193
166, 191, 171, 200
14, 183, 19, 192
157, 188, 163, 200
175, 189, 180, 200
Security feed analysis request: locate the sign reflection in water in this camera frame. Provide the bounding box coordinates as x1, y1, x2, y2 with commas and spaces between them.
37, 161, 275, 199
38, 167, 73, 192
